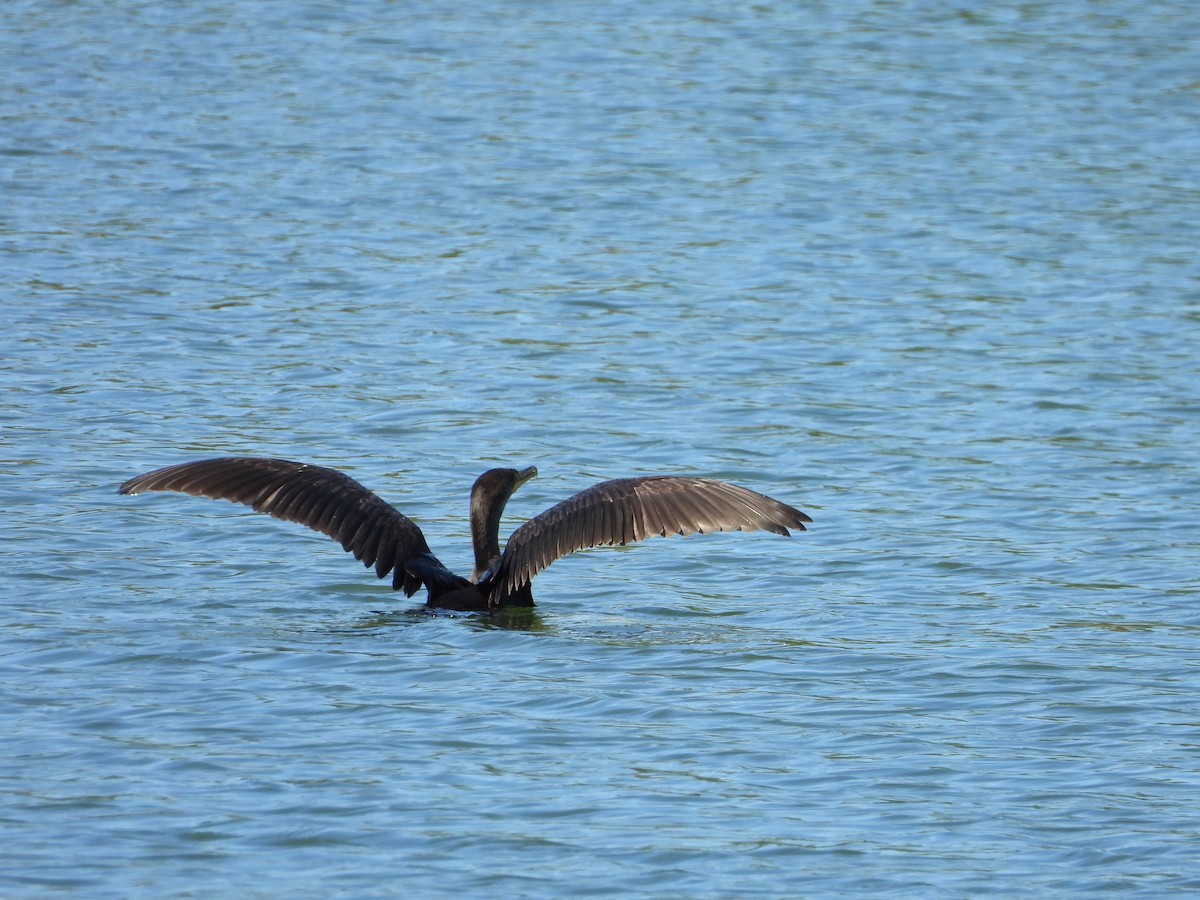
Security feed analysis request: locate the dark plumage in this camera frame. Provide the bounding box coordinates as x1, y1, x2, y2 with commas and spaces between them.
118, 457, 812, 611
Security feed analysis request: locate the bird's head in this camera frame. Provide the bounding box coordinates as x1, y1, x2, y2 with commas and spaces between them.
469, 466, 538, 580
471, 465, 538, 504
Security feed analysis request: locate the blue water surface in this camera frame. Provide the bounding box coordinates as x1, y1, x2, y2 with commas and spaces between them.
3, 1, 1199, 896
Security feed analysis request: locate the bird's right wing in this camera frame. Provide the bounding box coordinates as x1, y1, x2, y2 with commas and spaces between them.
119, 457, 433, 595
487, 475, 811, 599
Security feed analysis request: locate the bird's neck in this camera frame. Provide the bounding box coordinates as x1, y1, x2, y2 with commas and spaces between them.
469, 487, 509, 582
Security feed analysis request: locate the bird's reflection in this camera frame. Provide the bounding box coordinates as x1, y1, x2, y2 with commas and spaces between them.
348, 605, 548, 633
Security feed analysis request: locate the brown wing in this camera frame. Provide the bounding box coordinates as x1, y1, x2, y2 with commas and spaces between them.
118, 457, 433, 595
486, 476, 812, 598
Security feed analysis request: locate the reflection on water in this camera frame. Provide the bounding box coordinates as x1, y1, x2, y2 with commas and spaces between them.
344, 606, 550, 634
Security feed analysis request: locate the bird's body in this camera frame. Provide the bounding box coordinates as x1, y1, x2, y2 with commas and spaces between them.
118, 457, 812, 611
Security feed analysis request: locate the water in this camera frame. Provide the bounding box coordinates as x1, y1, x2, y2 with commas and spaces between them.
3, 1, 1199, 895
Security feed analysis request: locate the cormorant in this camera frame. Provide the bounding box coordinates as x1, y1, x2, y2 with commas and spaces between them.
119, 457, 812, 611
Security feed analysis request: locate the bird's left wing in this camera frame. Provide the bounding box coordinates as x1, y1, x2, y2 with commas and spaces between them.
119, 457, 433, 595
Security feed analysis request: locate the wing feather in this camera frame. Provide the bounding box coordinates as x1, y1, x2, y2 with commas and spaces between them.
488, 475, 811, 597
596, 495, 613, 547
119, 457, 433, 595
639, 488, 670, 538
